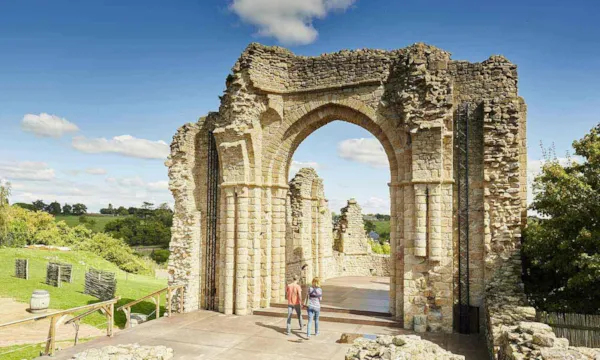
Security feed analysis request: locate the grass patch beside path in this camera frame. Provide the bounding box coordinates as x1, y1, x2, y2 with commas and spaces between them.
0, 248, 167, 330
54, 215, 128, 232
0, 339, 91, 360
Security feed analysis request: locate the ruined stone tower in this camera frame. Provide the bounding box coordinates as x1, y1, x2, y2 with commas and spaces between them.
166, 42, 527, 333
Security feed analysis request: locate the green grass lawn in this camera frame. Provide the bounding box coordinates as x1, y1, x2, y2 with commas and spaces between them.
373, 220, 390, 238
54, 215, 128, 232
0, 339, 91, 360
0, 248, 167, 330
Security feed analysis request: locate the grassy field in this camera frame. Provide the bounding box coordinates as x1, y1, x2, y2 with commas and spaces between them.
54, 215, 128, 232
0, 339, 91, 360
373, 220, 390, 238
0, 248, 167, 330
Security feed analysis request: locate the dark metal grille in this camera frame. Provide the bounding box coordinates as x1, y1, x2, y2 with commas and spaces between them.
205, 131, 219, 311
456, 102, 471, 333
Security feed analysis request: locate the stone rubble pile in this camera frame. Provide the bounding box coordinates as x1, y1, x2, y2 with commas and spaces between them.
498, 322, 600, 360
484, 254, 600, 359
345, 335, 465, 360
71, 344, 173, 360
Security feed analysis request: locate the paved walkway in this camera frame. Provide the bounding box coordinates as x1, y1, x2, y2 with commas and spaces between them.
45, 310, 488, 360
0, 298, 103, 347
320, 276, 390, 314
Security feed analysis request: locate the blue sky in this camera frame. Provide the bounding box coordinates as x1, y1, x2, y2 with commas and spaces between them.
0, 0, 598, 213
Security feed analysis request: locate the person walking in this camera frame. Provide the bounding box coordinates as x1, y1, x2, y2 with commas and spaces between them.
285, 274, 303, 335
305, 277, 323, 339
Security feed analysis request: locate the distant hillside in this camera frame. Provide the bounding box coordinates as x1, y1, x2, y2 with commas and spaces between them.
54, 215, 129, 232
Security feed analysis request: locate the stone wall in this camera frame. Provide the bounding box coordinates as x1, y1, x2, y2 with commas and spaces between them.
285, 168, 334, 285
332, 198, 390, 277
286, 171, 390, 281
484, 254, 600, 359
167, 42, 528, 333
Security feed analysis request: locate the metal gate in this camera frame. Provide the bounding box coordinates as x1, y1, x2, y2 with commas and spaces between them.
205, 130, 219, 310
456, 102, 472, 333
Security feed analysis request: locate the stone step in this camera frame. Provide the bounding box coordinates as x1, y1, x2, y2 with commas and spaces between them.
253, 307, 403, 328
270, 302, 392, 318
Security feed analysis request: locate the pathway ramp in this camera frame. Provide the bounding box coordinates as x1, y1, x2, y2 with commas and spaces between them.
41, 310, 489, 360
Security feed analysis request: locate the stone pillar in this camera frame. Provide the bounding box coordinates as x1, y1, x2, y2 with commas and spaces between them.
222, 186, 236, 315
261, 187, 272, 307
271, 187, 287, 302
235, 186, 249, 315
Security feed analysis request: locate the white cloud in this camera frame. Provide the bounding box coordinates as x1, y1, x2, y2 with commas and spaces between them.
337, 138, 387, 168
85, 168, 107, 175
72, 135, 169, 159
0, 161, 55, 181
21, 113, 79, 138
289, 160, 320, 177
147, 181, 169, 192
230, 0, 357, 45
362, 196, 389, 212
8, 174, 173, 212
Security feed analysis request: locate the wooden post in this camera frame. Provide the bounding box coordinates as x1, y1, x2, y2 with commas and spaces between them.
124, 307, 131, 329
44, 315, 57, 356
155, 295, 160, 320
107, 303, 114, 337
74, 320, 80, 346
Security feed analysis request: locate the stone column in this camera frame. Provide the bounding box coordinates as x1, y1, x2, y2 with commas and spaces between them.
261, 187, 272, 307
235, 186, 249, 315
221, 186, 236, 315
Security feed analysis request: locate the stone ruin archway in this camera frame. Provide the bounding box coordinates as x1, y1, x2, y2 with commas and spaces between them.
166, 43, 527, 334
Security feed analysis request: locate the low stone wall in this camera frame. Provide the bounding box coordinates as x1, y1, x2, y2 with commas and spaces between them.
484, 254, 600, 359
334, 252, 390, 277
72, 344, 173, 360
346, 334, 464, 360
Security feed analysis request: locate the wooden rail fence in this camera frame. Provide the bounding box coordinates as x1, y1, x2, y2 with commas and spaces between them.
536, 311, 600, 348
117, 285, 185, 329
0, 297, 119, 356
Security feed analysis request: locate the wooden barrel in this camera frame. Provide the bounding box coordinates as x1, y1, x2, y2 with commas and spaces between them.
30, 289, 50, 313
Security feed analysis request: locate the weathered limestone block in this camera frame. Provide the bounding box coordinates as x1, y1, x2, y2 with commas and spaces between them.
345, 335, 465, 360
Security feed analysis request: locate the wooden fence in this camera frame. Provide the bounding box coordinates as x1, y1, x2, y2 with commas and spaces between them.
536, 311, 600, 348
84, 268, 117, 301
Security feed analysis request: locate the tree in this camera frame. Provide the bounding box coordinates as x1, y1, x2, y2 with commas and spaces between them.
72, 203, 87, 215
46, 201, 62, 215
62, 203, 72, 215
128, 207, 137, 215
14, 202, 35, 211
139, 202, 154, 218
117, 206, 128, 216
523, 123, 600, 314
108, 203, 114, 215
32, 200, 46, 212
364, 219, 376, 234
0, 182, 11, 245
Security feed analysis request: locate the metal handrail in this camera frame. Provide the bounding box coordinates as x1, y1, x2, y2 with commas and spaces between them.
117, 285, 185, 328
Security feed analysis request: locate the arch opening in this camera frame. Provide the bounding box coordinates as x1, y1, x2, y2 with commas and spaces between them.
283, 119, 396, 316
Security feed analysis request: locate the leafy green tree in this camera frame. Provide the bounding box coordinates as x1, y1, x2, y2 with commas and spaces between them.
62, 203, 72, 215
364, 219, 376, 234
523, 123, 600, 314
46, 201, 62, 215
14, 202, 35, 211
0, 182, 11, 245
117, 206, 128, 216
72, 203, 87, 215
32, 200, 46, 212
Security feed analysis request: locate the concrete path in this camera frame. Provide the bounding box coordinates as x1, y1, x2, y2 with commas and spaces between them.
0, 298, 104, 347
44, 310, 489, 360
320, 276, 390, 314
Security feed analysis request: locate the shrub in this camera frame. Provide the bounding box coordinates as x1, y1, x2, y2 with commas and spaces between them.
2, 206, 152, 275
150, 249, 170, 264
